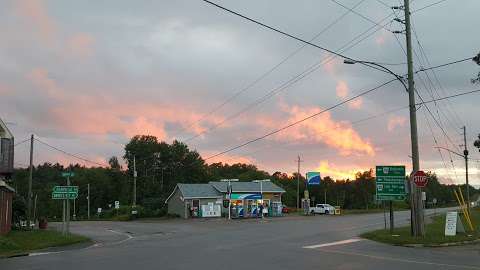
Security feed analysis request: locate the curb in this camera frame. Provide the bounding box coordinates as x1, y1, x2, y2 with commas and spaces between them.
1, 253, 29, 259
402, 238, 480, 248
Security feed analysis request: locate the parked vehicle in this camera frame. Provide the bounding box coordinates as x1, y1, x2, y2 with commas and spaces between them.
281, 205, 289, 213
309, 204, 335, 215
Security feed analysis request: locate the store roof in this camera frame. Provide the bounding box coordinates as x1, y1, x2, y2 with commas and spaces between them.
0, 118, 13, 139
0, 180, 15, 192
166, 183, 222, 203
209, 181, 285, 193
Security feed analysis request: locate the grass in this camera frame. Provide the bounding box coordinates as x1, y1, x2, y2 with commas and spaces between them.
361, 207, 480, 246
0, 229, 90, 257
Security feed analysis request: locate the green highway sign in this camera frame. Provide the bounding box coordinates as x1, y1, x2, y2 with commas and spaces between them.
52, 186, 78, 200
376, 165, 406, 201
52, 192, 78, 200
53, 186, 78, 193
61, 172, 75, 178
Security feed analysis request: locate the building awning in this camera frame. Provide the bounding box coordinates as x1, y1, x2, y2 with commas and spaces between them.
0, 180, 15, 192
230, 193, 261, 200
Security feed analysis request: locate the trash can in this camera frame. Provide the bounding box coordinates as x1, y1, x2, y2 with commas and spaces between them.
334, 207, 341, 215
39, 217, 48, 229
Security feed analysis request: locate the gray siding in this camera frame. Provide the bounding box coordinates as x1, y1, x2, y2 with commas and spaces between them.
167, 188, 187, 219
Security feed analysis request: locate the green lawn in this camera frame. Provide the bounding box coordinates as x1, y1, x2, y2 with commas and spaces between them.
361, 208, 480, 246
0, 230, 90, 257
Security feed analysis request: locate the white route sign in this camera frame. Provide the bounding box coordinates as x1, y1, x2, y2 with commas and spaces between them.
445, 211, 458, 236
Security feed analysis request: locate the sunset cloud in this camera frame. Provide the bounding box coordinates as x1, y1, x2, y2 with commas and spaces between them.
14, 0, 57, 45
314, 160, 367, 180
335, 81, 362, 109
348, 97, 363, 110
67, 33, 95, 58
336, 80, 349, 98
387, 116, 407, 132
269, 103, 375, 156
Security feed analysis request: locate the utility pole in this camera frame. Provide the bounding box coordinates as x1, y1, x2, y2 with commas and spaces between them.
462, 126, 470, 213
27, 134, 34, 229
87, 183, 90, 220
133, 155, 137, 207
66, 173, 70, 234
296, 155, 303, 211
403, 0, 424, 236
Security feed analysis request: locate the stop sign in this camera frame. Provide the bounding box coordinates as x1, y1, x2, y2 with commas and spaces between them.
412, 170, 428, 187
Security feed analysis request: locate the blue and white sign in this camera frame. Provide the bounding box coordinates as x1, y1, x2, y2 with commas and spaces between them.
306, 172, 321, 185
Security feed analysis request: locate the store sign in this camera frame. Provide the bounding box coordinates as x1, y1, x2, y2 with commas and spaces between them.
306, 172, 321, 185
201, 203, 221, 217
230, 193, 262, 200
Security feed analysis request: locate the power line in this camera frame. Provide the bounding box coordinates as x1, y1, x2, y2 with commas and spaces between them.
412, 0, 450, 13
201, 0, 393, 76
204, 78, 397, 161
185, 13, 395, 142
217, 87, 480, 163
34, 138, 108, 167
172, 0, 368, 138
14, 138, 30, 147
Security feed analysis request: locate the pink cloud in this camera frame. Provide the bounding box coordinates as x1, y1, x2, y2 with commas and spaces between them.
14, 0, 57, 45
67, 33, 95, 58
348, 97, 363, 110
314, 160, 368, 180
336, 80, 362, 110
26, 68, 63, 98
204, 151, 255, 165
387, 116, 407, 132
336, 80, 349, 98
262, 104, 375, 156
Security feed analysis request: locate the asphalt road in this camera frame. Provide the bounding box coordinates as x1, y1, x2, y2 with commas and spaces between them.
3, 208, 480, 270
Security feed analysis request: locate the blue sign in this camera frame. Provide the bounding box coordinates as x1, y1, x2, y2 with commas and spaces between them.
230, 193, 262, 200
306, 172, 321, 185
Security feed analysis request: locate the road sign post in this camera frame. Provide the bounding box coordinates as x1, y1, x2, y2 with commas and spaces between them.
376, 166, 407, 233
52, 180, 78, 235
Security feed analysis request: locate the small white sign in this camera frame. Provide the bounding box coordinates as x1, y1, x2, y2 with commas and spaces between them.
445, 211, 457, 236
422, 192, 426, 201
201, 204, 221, 217
97, 207, 102, 213
115, 201, 120, 209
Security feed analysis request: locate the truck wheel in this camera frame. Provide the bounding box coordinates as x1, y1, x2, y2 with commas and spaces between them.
325, 210, 329, 215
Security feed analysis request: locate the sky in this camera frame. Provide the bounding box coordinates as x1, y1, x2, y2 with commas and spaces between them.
2, 0, 480, 185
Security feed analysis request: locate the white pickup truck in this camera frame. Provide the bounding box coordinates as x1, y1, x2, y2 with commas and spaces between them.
309, 204, 335, 215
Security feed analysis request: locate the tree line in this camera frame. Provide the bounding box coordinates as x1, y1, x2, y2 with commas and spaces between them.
9, 135, 478, 221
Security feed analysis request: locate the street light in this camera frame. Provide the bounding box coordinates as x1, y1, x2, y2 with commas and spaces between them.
220, 179, 239, 220
343, 59, 408, 92
253, 179, 270, 219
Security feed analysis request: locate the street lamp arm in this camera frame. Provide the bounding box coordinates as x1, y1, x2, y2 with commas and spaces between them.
345, 59, 408, 92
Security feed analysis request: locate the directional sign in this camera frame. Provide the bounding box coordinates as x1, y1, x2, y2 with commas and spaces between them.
52, 186, 78, 200
61, 172, 75, 178
376, 166, 406, 201
306, 172, 321, 185
52, 192, 78, 199
412, 170, 428, 187
53, 186, 78, 193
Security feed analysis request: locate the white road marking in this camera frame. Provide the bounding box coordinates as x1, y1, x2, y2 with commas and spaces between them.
318, 248, 480, 270
29, 251, 63, 256
303, 238, 363, 249
106, 229, 134, 245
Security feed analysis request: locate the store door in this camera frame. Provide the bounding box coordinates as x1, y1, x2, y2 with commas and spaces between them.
192, 199, 200, 217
